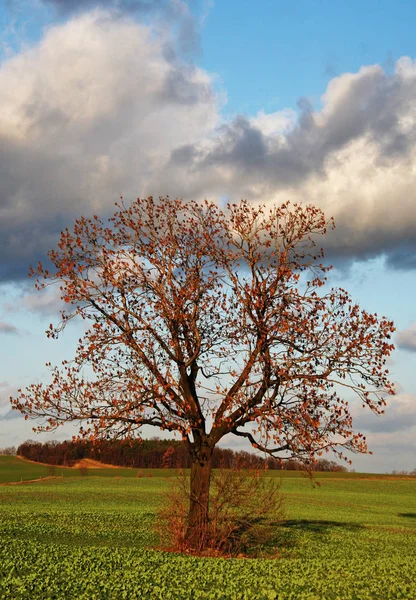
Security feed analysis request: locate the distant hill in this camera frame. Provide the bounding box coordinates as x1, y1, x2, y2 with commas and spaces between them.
14, 438, 347, 472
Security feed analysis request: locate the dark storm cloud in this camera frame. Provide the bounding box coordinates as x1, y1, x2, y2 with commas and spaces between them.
0, 138, 96, 281
0, 218, 64, 281
385, 248, 416, 271
201, 117, 269, 169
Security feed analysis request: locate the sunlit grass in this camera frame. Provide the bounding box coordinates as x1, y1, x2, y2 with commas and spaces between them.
1, 466, 415, 599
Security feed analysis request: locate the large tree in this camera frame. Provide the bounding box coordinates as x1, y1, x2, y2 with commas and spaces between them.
12, 197, 395, 549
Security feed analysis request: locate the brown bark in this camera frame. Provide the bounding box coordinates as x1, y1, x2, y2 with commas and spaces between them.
185, 445, 213, 551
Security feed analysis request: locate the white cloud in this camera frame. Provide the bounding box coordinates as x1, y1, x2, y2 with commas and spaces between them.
4, 286, 65, 316
164, 57, 416, 265
330, 392, 416, 472
0, 10, 219, 279
2, 11, 416, 282
396, 323, 416, 351
250, 108, 297, 138
349, 424, 416, 473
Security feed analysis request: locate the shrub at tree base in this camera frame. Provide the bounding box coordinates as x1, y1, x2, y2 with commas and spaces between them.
156, 463, 284, 557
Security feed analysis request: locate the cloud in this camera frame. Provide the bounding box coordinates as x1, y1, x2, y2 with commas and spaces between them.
0, 409, 80, 446
396, 324, 416, 351
5, 0, 204, 60
0, 10, 219, 280
2, 11, 416, 282
4, 286, 65, 316
350, 424, 416, 473
0, 408, 17, 421
0, 381, 16, 408
352, 393, 416, 434
0, 321, 18, 335
37, 0, 202, 56
39, 0, 181, 17
360, 425, 416, 470
40, 0, 162, 12
162, 58, 416, 263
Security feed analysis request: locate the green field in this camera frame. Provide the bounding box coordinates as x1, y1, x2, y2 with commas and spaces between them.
0, 455, 407, 484
0, 455, 181, 484
1, 457, 416, 599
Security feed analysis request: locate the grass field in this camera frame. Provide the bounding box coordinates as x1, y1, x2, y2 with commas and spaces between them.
0, 455, 181, 484
1, 456, 416, 599
1, 455, 410, 484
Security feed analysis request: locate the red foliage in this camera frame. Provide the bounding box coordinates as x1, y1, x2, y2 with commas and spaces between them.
11, 197, 395, 549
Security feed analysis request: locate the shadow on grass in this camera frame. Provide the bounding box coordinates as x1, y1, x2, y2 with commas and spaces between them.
398, 513, 416, 519
255, 519, 366, 555
280, 519, 364, 534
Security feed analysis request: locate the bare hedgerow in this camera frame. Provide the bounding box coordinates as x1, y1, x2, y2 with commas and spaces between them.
78, 464, 88, 477
155, 461, 284, 557
47, 464, 56, 477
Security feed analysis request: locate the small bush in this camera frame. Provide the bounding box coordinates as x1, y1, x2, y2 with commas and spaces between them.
156, 461, 284, 557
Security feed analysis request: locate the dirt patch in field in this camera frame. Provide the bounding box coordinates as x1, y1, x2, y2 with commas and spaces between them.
0, 476, 59, 486
16, 455, 56, 467
17, 456, 120, 469
71, 459, 119, 469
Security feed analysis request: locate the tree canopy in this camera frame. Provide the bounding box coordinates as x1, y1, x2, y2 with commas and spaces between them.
11, 196, 395, 549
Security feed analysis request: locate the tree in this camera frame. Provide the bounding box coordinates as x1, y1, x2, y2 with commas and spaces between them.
0, 446, 17, 456
11, 197, 395, 550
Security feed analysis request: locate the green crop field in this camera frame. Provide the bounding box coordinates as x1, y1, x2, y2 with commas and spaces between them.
1, 457, 416, 599
0, 455, 180, 484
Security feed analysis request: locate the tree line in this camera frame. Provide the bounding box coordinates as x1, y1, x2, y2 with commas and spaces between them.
13, 438, 347, 471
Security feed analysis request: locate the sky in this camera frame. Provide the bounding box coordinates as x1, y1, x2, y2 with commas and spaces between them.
1, 0, 416, 473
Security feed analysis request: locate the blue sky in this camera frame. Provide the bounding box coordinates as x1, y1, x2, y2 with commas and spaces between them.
1, 0, 416, 472
200, 0, 416, 116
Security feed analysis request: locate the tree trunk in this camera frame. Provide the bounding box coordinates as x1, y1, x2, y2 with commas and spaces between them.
185, 445, 213, 551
